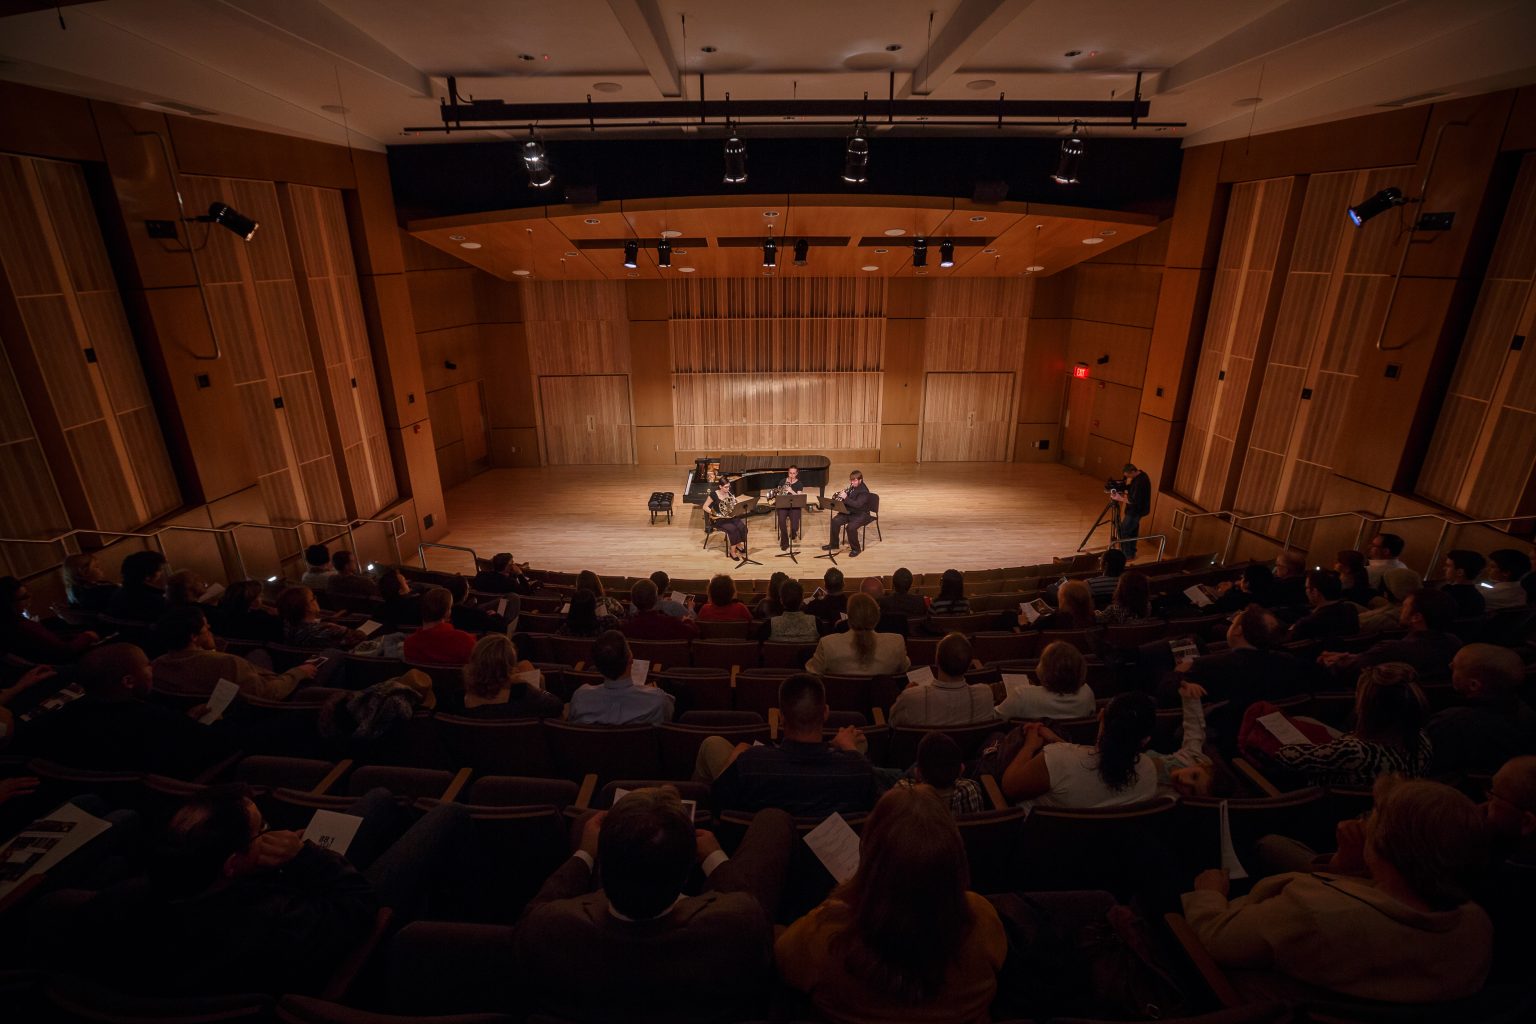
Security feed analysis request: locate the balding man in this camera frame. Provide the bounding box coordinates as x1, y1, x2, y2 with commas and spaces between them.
1429, 644, 1536, 774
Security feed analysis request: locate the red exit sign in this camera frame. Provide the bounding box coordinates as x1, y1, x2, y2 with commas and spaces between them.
1072, 363, 1090, 379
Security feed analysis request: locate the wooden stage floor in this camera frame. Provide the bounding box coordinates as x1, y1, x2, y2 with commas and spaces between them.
426, 462, 1120, 581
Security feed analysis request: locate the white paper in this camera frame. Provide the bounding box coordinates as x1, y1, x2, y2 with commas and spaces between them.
0, 802, 111, 902
630, 658, 650, 686
357, 619, 383, 636
198, 582, 225, 604
906, 666, 935, 686
199, 678, 240, 724
1170, 638, 1200, 663
1001, 673, 1032, 690
496, 597, 508, 617
1218, 800, 1249, 880
302, 810, 364, 858
837, 612, 848, 623
1018, 599, 1049, 623
1184, 585, 1213, 608
1257, 712, 1312, 747
611, 787, 697, 821
560, 602, 571, 614
804, 812, 861, 884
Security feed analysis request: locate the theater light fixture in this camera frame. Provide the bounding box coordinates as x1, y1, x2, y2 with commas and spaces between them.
939, 239, 955, 267
1050, 122, 1085, 185
911, 238, 928, 268
200, 202, 259, 241
723, 126, 747, 184
521, 130, 554, 188
1347, 186, 1406, 227
793, 238, 809, 266
843, 120, 870, 184
622, 240, 639, 269
657, 237, 672, 268
762, 238, 777, 268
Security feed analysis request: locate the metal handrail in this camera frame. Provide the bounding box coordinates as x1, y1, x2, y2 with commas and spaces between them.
1077, 534, 1168, 563
418, 541, 480, 575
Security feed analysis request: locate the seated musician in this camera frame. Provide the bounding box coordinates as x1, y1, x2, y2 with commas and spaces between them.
706, 477, 749, 561
772, 465, 807, 551
824, 470, 874, 558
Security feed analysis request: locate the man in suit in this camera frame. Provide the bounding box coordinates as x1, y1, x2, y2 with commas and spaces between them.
774, 464, 807, 550
824, 469, 874, 558
513, 788, 792, 1023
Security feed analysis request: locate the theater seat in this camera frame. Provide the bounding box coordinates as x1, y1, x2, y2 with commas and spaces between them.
276, 993, 515, 1024
542, 721, 660, 784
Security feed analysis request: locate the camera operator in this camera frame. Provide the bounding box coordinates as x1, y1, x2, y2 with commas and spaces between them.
1110, 462, 1152, 560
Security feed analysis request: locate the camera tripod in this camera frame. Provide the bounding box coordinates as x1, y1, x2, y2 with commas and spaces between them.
1078, 498, 1122, 552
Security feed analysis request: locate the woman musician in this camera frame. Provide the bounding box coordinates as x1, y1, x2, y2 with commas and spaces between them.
706, 477, 749, 561
771, 464, 806, 551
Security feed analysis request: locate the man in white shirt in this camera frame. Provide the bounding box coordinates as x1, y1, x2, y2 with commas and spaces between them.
1481, 549, 1533, 611
568, 630, 675, 725
1365, 533, 1408, 587
300, 543, 335, 592
889, 633, 994, 726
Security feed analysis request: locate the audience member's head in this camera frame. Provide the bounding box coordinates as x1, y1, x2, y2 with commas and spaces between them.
1366, 775, 1489, 911
1354, 662, 1429, 750
121, 550, 168, 589
577, 570, 606, 597
630, 578, 659, 613
1101, 549, 1127, 576
591, 629, 632, 681
937, 569, 965, 604
1485, 755, 1536, 841
1036, 641, 1087, 696
892, 568, 914, 594
276, 586, 317, 625
155, 606, 213, 652
420, 586, 453, 624
1229, 604, 1280, 650
1369, 533, 1406, 561
1443, 549, 1485, 584
1057, 580, 1095, 626
913, 731, 965, 793
707, 574, 737, 608
377, 568, 410, 599
1111, 571, 1150, 617
0, 576, 27, 618
1095, 692, 1156, 792
934, 632, 971, 680
463, 634, 525, 699
1240, 563, 1273, 595
1335, 549, 1369, 589
845, 593, 881, 662
62, 553, 105, 594
649, 570, 670, 594
165, 569, 206, 607
1274, 549, 1306, 579
765, 572, 790, 613
1401, 587, 1456, 633
779, 673, 829, 739
1450, 643, 1523, 703
78, 642, 151, 700
491, 552, 515, 574
599, 788, 697, 920
154, 784, 266, 897
567, 589, 600, 633
1487, 548, 1532, 582
1305, 569, 1342, 605
304, 544, 330, 570
830, 785, 973, 1003
780, 579, 805, 613
332, 550, 358, 575
823, 568, 845, 595
217, 579, 264, 617
860, 576, 884, 598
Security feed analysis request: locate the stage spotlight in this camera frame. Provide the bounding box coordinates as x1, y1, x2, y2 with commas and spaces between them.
911, 238, 928, 268
723, 130, 747, 184
202, 202, 258, 241
521, 130, 554, 188
762, 238, 777, 268
794, 238, 809, 266
939, 239, 955, 267
843, 121, 870, 184
1050, 122, 1085, 185
623, 240, 639, 269
657, 238, 672, 268
1347, 186, 1406, 227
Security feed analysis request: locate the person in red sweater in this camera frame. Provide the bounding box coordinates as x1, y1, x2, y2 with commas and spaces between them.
403, 587, 478, 666
695, 574, 753, 623
622, 579, 699, 641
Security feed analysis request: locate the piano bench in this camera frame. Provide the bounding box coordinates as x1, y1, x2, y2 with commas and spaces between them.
647, 491, 675, 524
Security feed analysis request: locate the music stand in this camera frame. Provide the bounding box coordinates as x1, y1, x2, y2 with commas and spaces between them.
721, 500, 762, 568
815, 496, 850, 565
772, 493, 808, 565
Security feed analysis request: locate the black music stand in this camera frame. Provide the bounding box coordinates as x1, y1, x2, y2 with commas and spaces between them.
772, 493, 808, 565
718, 500, 761, 568
815, 496, 849, 565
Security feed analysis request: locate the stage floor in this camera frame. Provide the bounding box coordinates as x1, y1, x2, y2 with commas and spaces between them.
426, 461, 1119, 581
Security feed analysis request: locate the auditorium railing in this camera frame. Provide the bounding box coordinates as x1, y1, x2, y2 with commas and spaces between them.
418, 541, 481, 575
1077, 533, 1168, 562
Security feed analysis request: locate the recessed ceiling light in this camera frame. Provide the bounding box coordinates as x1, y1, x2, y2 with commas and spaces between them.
1082, 237, 1105, 245
874, 248, 889, 254
763, 210, 779, 217
883, 228, 906, 236
983, 248, 998, 254
518, 53, 536, 62
701, 45, 717, 53
512, 270, 531, 276
1099, 229, 1117, 237
564, 251, 578, 257
969, 215, 987, 222
862, 265, 879, 272
679, 267, 695, 273
459, 242, 482, 249
966, 79, 996, 91
1064, 49, 1082, 58
885, 43, 903, 52
448, 234, 465, 241
583, 217, 601, 225
660, 229, 683, 237
1026, 264, 1045, 272
592, 82, 622, 93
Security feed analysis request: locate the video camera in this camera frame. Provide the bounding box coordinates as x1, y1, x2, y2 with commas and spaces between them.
1104, 478, 1127, 496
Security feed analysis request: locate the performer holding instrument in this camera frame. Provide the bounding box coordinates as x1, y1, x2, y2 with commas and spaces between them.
771, 464, 806, 550
706, 477, 749, 560
825, 469, 874, 558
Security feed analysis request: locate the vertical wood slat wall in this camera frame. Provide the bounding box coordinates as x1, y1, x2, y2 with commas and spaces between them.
1417, 151, 1536, 517
0, 153, 180, 552
1232, 166, 1411, 537
920, 279, 1030, 461
1173, 177, 1297, 510
280, 183, 398, 518
524, 281, 634, 464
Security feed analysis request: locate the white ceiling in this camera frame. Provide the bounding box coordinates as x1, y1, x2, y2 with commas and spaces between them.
0, 0, 1531, 152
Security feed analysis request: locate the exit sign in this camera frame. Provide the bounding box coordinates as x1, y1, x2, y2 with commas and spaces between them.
1072, 363, 1090, 379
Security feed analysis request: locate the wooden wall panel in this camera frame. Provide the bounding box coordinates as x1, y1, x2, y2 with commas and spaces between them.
671, 318, 884, 372
0, 342, 70, 576
539, 374, 635, 464
671, 277, 887, 318
919, 372, 1014, 461
672, 373, 882, 451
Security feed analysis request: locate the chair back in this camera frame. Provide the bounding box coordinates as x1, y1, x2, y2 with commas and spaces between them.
45, 975, 270, 1024
1176, 789, 1332, 869
543, 720, 660, 783
343, 653, 408, 689
405, 661, 467, 700
265, 643, 318, 671
888, 721, 1002, 769
345, 765, 456, 800
1103, 622, 1170, 649
233, 754, 339, 791
903, 635, 941, 665
697, 619, 753, 640
1018, 796, 1179, 898
654, 668, 733, 713
627, 638, 692, 669
546, 634, 596, 668
432, 714, 549, 776
733, 671, 792, 716
819, 674, 872, 712
464, 774, 579, 809
957, 807, 1026, 895
930, 613, 1000, 635
692, 639, 760, 670
275, 993, 514, 1024
971, 631, 1040, 664
657, 723, 769, 779
759, 640, 811, 669
434, 802, 573, 916
519, 612, 565, 633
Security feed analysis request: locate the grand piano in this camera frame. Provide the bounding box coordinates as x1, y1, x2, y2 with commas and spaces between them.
682, 455, 832, 515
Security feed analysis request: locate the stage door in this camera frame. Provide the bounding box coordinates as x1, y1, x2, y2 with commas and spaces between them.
538, 375, 635, 464
919, 372, 1015, 461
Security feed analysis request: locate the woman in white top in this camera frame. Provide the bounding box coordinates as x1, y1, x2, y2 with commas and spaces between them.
805, 593, 911, 676
994, 641, 1097, 720
1000, 692, 1158, 808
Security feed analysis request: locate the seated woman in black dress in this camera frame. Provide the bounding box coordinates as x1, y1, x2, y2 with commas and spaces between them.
706, 477, 749, 560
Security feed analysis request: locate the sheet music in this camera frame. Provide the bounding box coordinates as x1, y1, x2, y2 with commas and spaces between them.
804, 812, 861, 884
1219, 800, 1249, 880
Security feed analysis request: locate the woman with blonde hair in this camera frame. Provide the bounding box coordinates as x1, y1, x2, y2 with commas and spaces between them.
805, 593, 910, 676
62, 553, 116, 612
776, 784, 1006, 1023
459, 634, 561, 718
1035, 580, 1097, 630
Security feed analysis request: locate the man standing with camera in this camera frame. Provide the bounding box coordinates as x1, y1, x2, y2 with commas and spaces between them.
1111, 462, 1152, 560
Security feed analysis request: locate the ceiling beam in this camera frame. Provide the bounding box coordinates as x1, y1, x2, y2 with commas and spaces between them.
605, 0, 682, 98
909, 0, 1038, 96
209, 0, 431, 97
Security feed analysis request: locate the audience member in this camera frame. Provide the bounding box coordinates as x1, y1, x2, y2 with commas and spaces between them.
1439, 549, 1487, 617
754, 571, 791, 619
210, 579, 284, 644
648, 571, 693, 619
895, 731, 987, 814
1085, 549, 1127, 604
1000, 692, 1158, 808
1481, 549, 1532, 610
152, 606, 312, 700
776, 785, 1006, 1023
890, 632, 993, 726
859, 576, 885, 600
1428, 644, 1536, 774
301, 543, 334, 592
165, 569, 208, 608
576, 569, 628, 620
994, 640, 1097, 720
401, 587, 478, 665
1287, 569, 1360, 642
1319, 588, 1461, 682
568, 630, 673, 725
1182, 775, 1492, 1003
558, 589, 618, 637
696, 573, 752, 623
1485, 755, 1536, 866
62, 552, 117, 612
327, 551, 378, 599
459, 634, 560, 718
1151, 682, 1220, 797
622, 579, 698, 640
1213, 564, 1281, 612
1335, 549, 1377, 606
928, 568, 971, 616
1365, 533, 1408, 587
277, 586, 364, 651
1270, 663, 1432, 787
879, 567, 929, 620
376, 568, 423, 631
698, 673, 878, 817
473, 552, 535, 596
515, 789, 792, 1023
107, 550, 170, 622
1035, 580, 1096, 630
1271, 549, 1309, 607
1097, 570, 1153, 625
806, 593, 911, 676
1354, 568, 1422, 633
768, 579, 820, 644
1, 575, 97, 662
805, 567, 849, 626
1171, 605, 1312, 743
